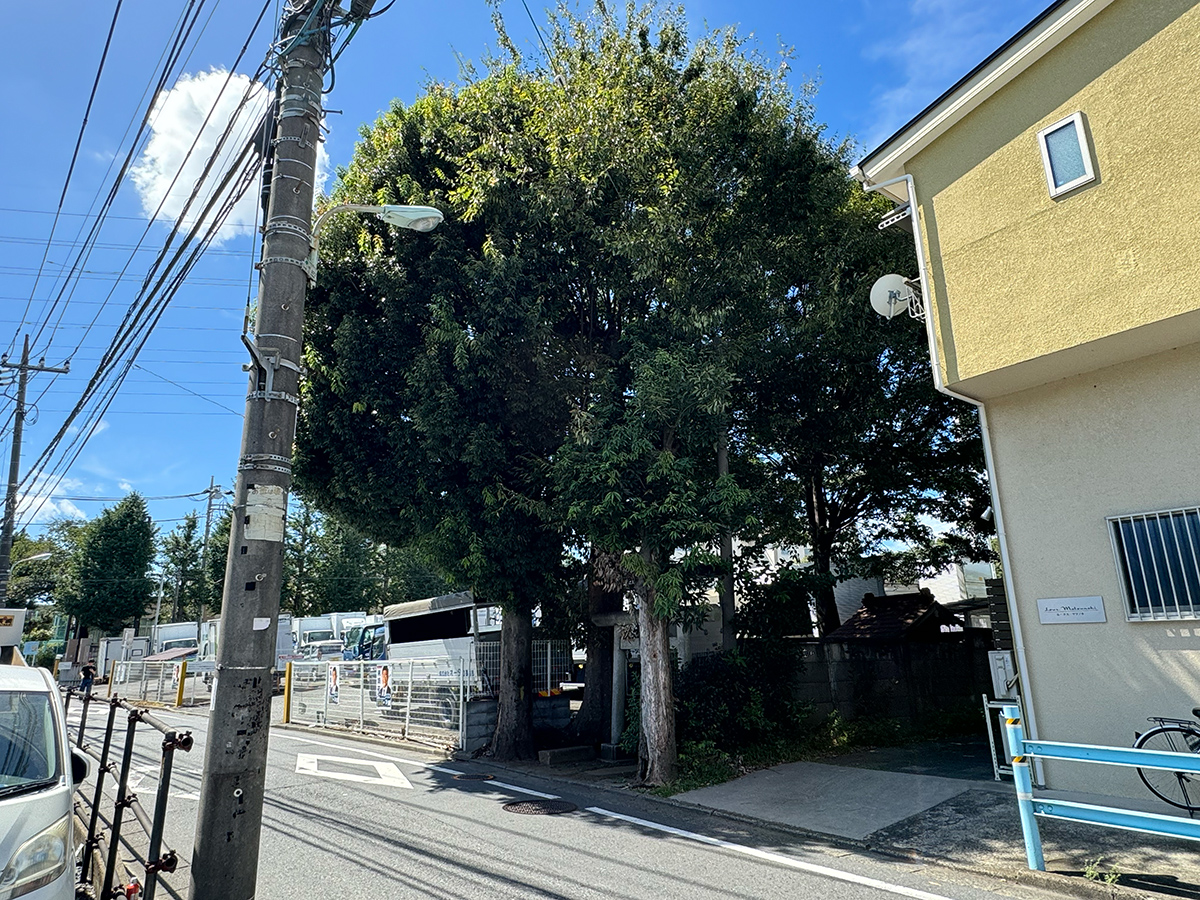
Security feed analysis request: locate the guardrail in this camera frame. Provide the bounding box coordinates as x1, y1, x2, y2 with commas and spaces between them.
1001, 703, 1200, 870
65, 690, 193, 900
284, 659, 465, 748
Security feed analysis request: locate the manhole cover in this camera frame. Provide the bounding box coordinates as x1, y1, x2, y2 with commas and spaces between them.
503, 799, 577, 815
453, 773, 495, 781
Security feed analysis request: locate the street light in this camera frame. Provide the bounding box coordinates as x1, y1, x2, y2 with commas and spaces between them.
11, 552, 51, 572
3, 551, 52, 609
304, 202, 444, 280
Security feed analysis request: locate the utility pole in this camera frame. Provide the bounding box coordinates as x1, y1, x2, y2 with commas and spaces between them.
190, 5, 330, 897
0, 335, 69, 607
196, 476, 221, 651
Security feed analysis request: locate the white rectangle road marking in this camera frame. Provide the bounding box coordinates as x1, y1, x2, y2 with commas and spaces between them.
271, 733, 560, 799
586, 808, 957, 900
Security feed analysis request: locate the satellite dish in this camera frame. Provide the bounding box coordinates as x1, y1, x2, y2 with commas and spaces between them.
869, 274, 915, 319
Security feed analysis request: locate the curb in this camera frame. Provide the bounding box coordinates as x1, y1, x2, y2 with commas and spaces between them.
452, 756, 1161, 900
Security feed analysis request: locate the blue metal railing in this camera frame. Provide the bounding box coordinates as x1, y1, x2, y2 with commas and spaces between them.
1001, 703, 1200, 870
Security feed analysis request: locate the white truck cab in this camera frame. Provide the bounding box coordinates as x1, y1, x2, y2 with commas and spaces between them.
0, 666, 87, 900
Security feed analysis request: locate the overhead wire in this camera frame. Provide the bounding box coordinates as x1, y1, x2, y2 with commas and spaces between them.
13, 2, 278, 526
8, 0, 125, 357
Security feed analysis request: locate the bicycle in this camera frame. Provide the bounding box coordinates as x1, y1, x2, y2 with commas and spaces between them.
1134, 708, 1200, 813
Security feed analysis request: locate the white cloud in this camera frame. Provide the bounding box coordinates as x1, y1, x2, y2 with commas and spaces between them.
861, 1, 1029, 150
118, 481, 132, 492
130, 69, 274, 242
17, 476, 87, 525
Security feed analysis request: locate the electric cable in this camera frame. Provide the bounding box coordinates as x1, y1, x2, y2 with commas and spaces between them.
8, 0, 125, 357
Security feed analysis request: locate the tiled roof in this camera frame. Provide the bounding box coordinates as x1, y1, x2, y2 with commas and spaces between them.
825, 589, 962, 641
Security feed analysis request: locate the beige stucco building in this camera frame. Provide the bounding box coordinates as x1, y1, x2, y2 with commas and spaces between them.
854, 0, 1200, 796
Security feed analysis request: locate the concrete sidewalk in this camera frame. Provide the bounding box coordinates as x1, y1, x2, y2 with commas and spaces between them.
490, 740, 1200, 899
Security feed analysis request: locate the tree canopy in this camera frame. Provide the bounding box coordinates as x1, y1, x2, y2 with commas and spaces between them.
60, 494, 156, 634
294, 1, 992, 778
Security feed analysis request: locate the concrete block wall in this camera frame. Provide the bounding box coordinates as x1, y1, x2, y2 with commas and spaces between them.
463, 694, 573, 753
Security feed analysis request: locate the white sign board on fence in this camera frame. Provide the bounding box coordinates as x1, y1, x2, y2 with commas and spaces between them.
1036, 596, 1106, 624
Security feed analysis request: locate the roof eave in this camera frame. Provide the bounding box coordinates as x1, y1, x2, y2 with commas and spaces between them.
855, 0, 1116, 195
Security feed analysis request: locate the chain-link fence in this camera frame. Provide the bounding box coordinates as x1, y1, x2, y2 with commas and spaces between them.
107, 660, 214, 707
473, 640, 573, 698
287, 659, 464, 749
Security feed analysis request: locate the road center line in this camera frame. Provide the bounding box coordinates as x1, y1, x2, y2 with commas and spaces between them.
585, 807, 956, 900
272, 733, 560, 799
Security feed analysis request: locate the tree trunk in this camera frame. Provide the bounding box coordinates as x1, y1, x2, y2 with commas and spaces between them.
807, 472, 840, 636
717, 424, 736, 653
491, 606, 535, 760
637, 569, 677, 786
566, 575, 620, 744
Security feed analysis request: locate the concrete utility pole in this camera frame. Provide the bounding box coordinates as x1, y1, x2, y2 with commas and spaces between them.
0, 335, 69, 607
190, 4, 330, 897
196, 476, 222, 643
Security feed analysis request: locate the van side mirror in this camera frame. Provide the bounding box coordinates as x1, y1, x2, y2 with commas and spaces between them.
71, 748, 90, 784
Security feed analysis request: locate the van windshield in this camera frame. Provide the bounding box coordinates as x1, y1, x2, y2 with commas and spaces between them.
0, 691, 60, 788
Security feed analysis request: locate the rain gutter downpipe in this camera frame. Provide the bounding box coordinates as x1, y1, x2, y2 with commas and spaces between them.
861, 172, 1043, 781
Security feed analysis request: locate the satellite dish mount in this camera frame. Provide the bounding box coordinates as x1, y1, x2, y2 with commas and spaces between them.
869, 274, 924, 321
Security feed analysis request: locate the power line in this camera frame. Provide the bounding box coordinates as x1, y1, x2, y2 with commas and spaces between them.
10, 0, 126, 357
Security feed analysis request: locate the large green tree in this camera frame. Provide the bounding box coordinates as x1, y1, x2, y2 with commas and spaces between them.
296, 50, 574, 760
160, 513, 206, 622
736, 187, 993, 634
63, 494, 156, 634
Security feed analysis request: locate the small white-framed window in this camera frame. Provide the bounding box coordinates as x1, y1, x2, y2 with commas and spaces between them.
1036, 111, 1095, 197
1108, 506, 1200, 621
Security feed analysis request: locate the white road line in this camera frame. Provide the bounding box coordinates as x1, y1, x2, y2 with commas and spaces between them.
585, 808, 957, 900
271, 733, 560, 799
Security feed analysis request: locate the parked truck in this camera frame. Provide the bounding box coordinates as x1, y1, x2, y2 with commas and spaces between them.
291, 615, 337, 649
199, 613, 299, 691
96, 634, 150, 677
150, 621, 198, 654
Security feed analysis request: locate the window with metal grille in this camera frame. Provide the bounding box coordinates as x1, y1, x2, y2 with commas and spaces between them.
1109, 507, 1200, 620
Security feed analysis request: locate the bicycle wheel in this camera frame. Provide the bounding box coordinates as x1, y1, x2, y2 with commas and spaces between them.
1134, 725, 1200, 811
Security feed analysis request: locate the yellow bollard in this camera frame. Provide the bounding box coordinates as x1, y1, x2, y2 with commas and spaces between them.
282, 662, 293, 724
175, 660, 188, 707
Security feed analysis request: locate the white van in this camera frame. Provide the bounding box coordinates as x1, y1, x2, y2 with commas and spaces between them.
0, 666, 87, 900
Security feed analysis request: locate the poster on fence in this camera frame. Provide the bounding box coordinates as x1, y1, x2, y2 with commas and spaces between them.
327, 663, 340, 705
376, 664, 393, 709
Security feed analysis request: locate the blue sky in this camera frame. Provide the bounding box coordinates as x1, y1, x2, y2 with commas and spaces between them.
1, 0, 1047, 540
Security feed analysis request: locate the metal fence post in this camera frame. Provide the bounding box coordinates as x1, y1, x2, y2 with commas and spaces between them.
1001, 703, 1045, 871
102, 709, 142, 900
458, 662, 465, 750
142, 732, 180, 900
80, 697, 120, 883
76, 691, 92, 748
359, 661, 366, 729
404, 660, 414, 738
323, 662, 329, 723
175, 661, 188, 707
282, 662, 293, 724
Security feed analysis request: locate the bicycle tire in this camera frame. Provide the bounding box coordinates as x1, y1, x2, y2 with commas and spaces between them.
1134, 724, 1200, 811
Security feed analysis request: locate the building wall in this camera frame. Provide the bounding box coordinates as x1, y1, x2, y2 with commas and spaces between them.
988, 343, 1200, 794
907, 0, 1200, 396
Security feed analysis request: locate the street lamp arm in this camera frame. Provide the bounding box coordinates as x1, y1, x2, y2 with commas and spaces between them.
305, 202, 444, 280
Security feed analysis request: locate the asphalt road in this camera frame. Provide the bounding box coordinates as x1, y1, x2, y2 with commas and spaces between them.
69, 701, 1073, 900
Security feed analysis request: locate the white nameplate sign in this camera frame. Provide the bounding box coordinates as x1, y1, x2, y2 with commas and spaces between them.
1037, 596, 1106, 624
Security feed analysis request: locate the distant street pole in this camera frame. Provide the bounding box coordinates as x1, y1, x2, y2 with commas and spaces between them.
189, 3, 330, 896
196, 475, 222, 642
0, 335, 69, 608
